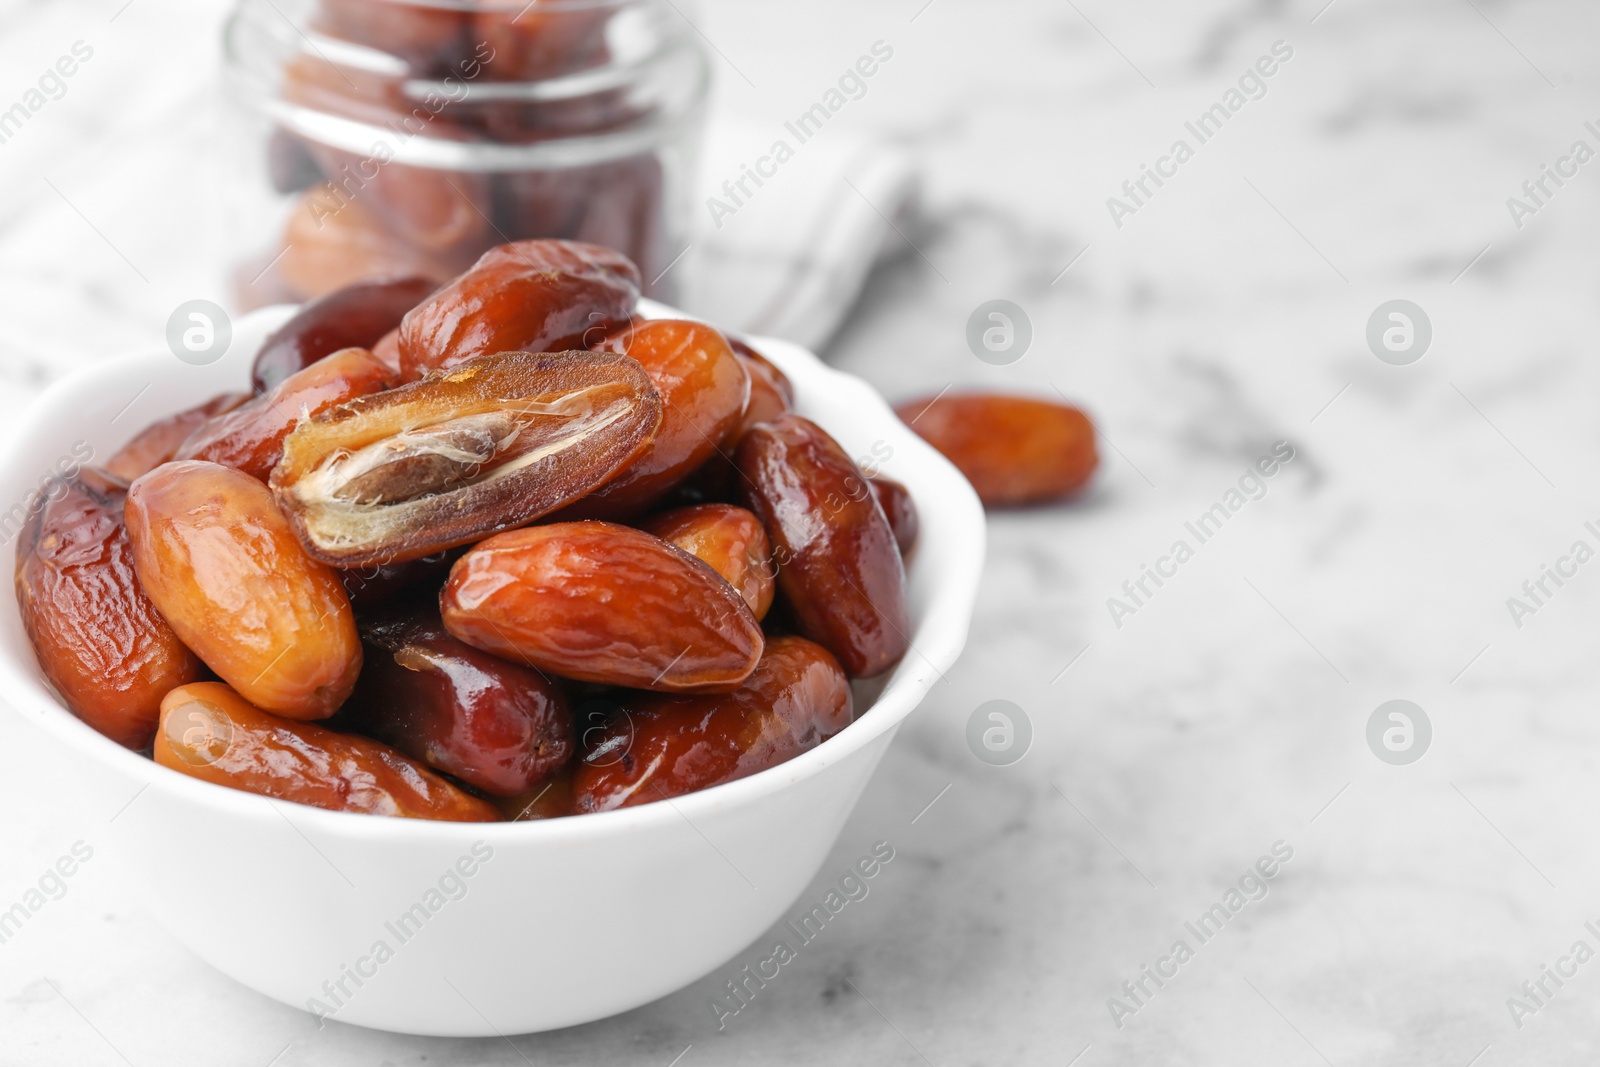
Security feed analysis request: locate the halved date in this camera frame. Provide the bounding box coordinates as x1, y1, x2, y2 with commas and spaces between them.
572, 636, 852, 812
126, 461, 362, 719
271, 350, 661, 567
252, 276, 436, 393
893, 392, 1097, 506
154, 682, 497, 821
339, 605, 573, 797
14, 469, 203, 749
642, 504, 774, 620
398, 239, 640, 379
561, 319, 749, 518
736, 414, 909, 678
177, 347, 396, 480
105, 392, 249, 483
441, 521, 763, 692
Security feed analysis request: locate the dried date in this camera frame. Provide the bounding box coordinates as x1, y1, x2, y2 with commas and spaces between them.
440, 521, 763, 692
126, 461, 362, 719
271, 350, 662, 567
14, 469, 203, 748
572, 637, 851, 812
736, 414, 909, 678
155, 682, 497, 820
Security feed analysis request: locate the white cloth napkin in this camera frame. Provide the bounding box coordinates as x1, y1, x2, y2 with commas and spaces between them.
683, 119, 917, 353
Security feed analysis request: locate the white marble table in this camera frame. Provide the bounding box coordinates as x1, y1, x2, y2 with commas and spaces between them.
4, 0, 1600, 1062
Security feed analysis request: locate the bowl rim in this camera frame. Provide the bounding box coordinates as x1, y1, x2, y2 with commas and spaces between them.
0, 303, 986, 843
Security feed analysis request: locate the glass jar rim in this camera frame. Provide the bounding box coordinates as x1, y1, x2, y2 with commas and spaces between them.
223, 0, 709, 170
223, 0, 702, 87
257, 91, 706, 171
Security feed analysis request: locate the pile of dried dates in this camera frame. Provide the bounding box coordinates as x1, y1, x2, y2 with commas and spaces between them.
252, 1, 672, 307
15, 238, 1097, 823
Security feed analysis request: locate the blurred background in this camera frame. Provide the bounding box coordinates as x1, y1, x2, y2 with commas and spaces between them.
5, 0, 1600, 1062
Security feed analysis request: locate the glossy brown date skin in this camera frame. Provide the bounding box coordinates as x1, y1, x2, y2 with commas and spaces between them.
572, 637, 852, 812
729, 340, 793, 401
736, 415, 909, 678
339, 606, 574, 797
893, 392, 1098, 507
869, 476, 919, 556
642, 504, 774, 620
561, 319, 749, 519
734, 356, 791, 438
272, 350, 661, 567
177, 347, 396, 481
636, 337, 785, 509
340, 552, 453, 608
105, 392, 249, 483
371, 327, 402, 376
155, 683, 497, 821
398, 240, 640, 380
251, 276, 436, 393
441, 522, 764, 693
497, 767, 576, 821
14, 469, 203, 749
126, 461, 362, 719
729, 339, 794, 438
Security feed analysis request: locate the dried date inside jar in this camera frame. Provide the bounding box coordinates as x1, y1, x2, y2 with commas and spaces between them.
228, 0, 707, 307
275, 190, 460, 304
309, 0, 476, 78
271, 350, 662, 567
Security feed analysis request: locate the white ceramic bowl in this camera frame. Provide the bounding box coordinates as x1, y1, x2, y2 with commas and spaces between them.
0, 304, 984, 1036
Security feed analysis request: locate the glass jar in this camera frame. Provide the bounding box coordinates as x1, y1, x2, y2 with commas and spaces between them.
221, 0, 708, 311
